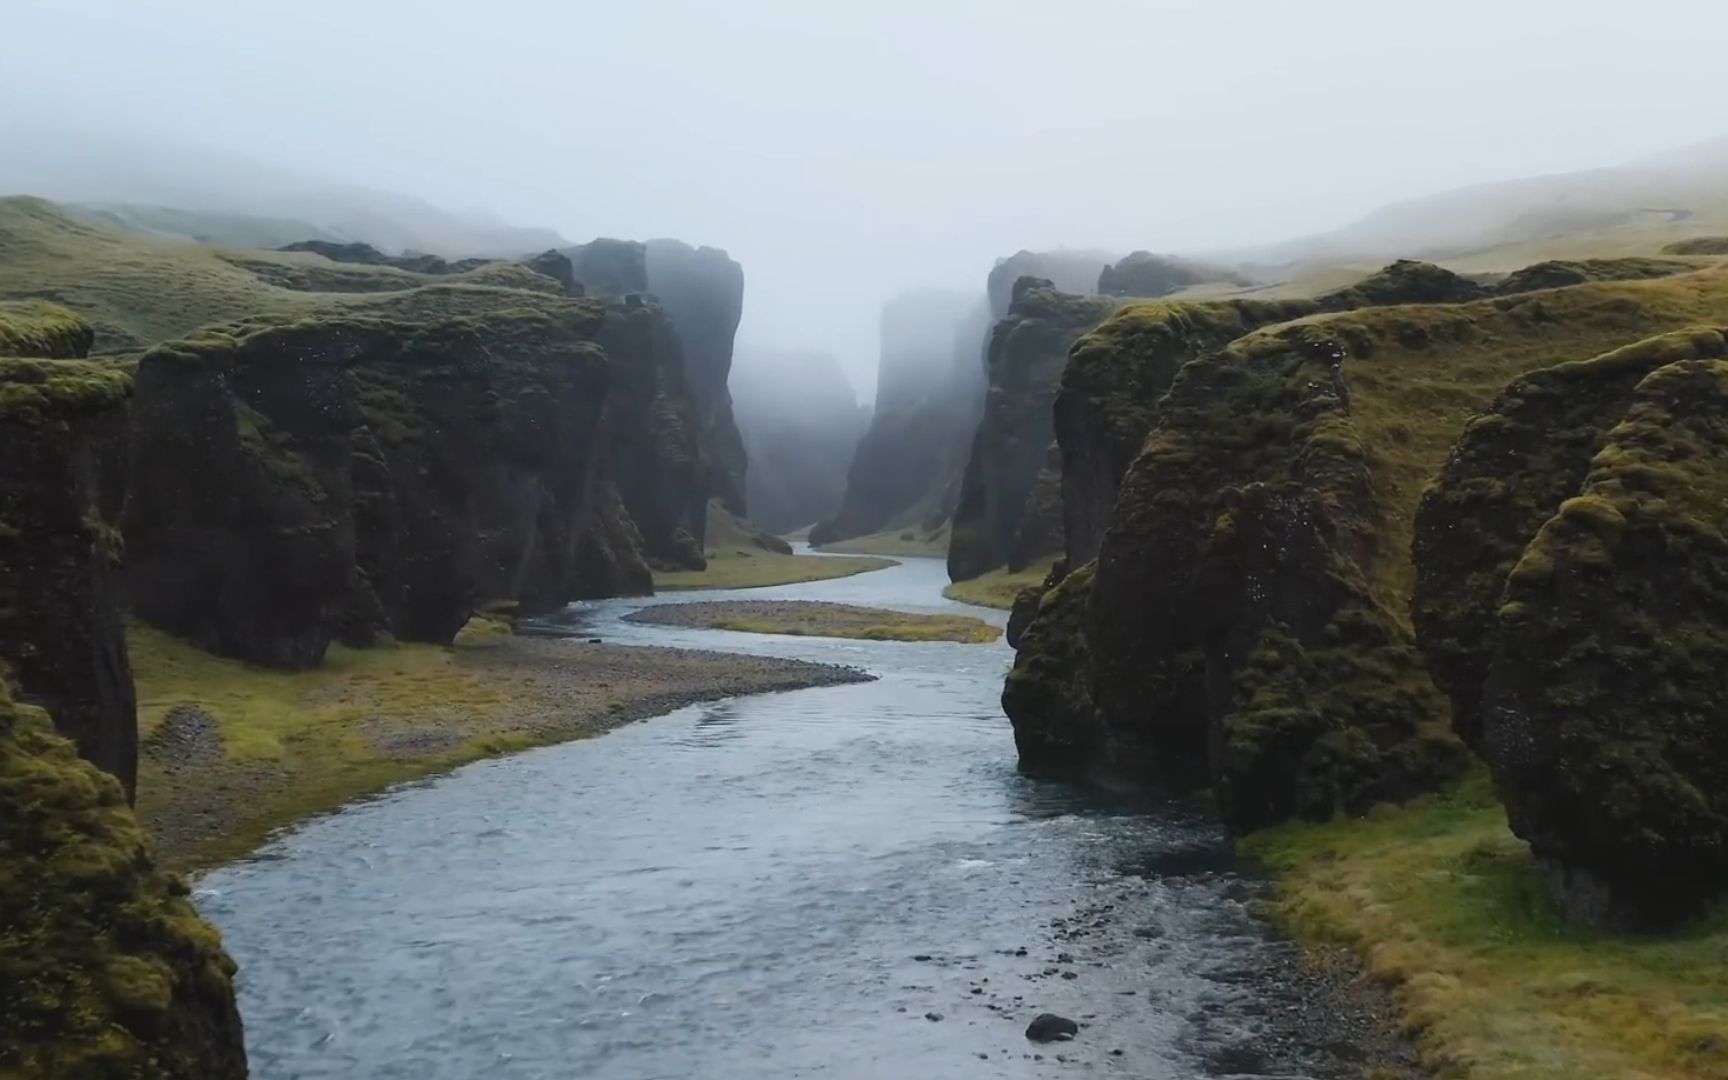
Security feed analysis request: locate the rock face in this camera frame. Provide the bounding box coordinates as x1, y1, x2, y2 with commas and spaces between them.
987, 250, 1115, 318
0, 345, 137, 798
591, 296, 711, 570
1412, 329, 1728, 925
1486, 356, 1728, 926
1413, 329, 1728, 750
0, 683, 248, 1078
646, 239, 749, 516
125, 303, 627, 666
566, 238, 649, 296
1006, 262, 1728, 838
947, 278, 1118, 581
732, 348, 868, 534
1053, 298, 1318, 565
1098, 251, 1245, 299
813, 290, 987, 544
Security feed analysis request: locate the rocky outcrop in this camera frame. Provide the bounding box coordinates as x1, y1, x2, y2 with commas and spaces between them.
813, 290, 986, 544
1482, 355, 1728, 926
987, 250, 1115, 318
646, 240, 749, 515
0, 348, 137, 798
125, 302, 625, 666
1413, 329, 1728, 749
1098, 251, 1247, 298
1494, 257, 1693, 294
591, 295, 710, 570
1002, 562, 1103, 777
948, 278, 1118, 581
565, 238, 649, 296
1054, 298, 1318, 564
1663, 237, 1728, 255
1315, 259, 1485, 310
0, 682, 247, 1078
733, 348, 868, 534
1009, 264, 1728, 835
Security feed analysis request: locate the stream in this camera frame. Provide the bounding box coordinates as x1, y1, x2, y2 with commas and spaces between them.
197, 552, 1380, 1079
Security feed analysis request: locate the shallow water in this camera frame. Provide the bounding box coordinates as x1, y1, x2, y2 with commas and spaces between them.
198, 552, 1360, 1079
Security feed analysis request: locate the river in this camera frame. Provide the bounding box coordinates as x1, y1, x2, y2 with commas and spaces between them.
196, 553, 1379, 1079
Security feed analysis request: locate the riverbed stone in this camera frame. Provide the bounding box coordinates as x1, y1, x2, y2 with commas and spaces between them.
1026, 1013, 1079, 1042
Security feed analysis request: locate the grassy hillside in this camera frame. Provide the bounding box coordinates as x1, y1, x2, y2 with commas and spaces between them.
0, 196, 552, 352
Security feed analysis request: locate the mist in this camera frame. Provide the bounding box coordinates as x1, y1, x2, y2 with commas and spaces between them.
7, 0, 1728, 397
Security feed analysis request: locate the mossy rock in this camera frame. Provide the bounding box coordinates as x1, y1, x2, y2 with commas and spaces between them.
1494, 257, 1695, 295
1002, 561, 1107, 777
0, 682, 246, 1077
1483, 357, 1728, 927
1413, 328, 1728, 748
1097, 251, 1246, 298
0, 300, 95, 359
948, 281, 1118, 581
1317, 259, 1487, 310
1662, 237, 1728, 256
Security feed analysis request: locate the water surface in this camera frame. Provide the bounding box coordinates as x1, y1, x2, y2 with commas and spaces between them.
199, 553, 1356, 1079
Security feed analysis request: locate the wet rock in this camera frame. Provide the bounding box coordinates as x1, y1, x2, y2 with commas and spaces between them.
1026, 1013, 1079, 1042
925, 1012, 944, 1022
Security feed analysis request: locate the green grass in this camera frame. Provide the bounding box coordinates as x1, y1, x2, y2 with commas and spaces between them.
1244, 772, 1728, 1079
653, 550, 895, 590
816, 521, 950, 557
942, 558, 1056, 610
130, 623, 541, 870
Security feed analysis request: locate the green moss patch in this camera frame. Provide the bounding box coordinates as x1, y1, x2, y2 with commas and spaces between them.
626, 600, 1000, 643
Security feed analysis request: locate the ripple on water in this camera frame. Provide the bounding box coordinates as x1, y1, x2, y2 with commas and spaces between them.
202, 555, 1380, 1080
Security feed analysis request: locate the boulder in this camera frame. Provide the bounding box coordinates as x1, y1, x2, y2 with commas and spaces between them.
1026, 1013, 1079, 1042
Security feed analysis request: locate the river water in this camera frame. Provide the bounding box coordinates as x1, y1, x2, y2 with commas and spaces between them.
197, 553, 1372, 1079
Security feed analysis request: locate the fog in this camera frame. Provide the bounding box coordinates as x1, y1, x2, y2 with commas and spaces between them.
6, 0, 1728, 398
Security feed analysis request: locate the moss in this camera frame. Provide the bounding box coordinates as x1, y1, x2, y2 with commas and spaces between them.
1096, 251, 1246, 298
1001, 561, 1105, 777
0, 679, 246, 1077
627, 601, 999, 643
0, 357, 132, 420
0, 300, 94, 359
1663, 237, 1728, 256
1412, 328, 1728, 747
943, 557, 1058, 610
653, 551, 894, 590
1316, 259, 1487, 310
1482, 357, 1728, 925
1495, 257, 1697, 294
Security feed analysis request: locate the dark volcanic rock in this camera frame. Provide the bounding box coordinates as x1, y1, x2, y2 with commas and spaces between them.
0, 350, 138, 797
646, 239, 749, 515
0, 684, 248, 1078
522, 248, 581, 296
1098, 250, 1245, 299
1317, 259, 1486, 310
1480, 354, 1728, 927
126, 302, 633, 665
1413, 328, 1728, 749
948, 280, 1118, 581
1025, 1013, 1079, 1042
987, 250, 1115, 318
567, 238, 649, 296
1002, 562, 1106, 778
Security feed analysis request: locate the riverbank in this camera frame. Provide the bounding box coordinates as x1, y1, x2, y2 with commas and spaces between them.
942, 559, 1055, 610
130, 624, 871, 871
815, 523, 950, 557
654, 550, 897, 590
626, 600, 1001, 642
1243, 772, 1728, 1079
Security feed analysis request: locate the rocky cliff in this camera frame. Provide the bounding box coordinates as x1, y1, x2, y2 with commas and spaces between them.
1006, 262, 1728, 838
646, 239, 749, 515
1, 352, 136, 807
125, 301, 626, 666
1097, 251, 1248, 298
732, 348, 868, 534
1414, 329, 1728, 926
812, 291, 986, 544
947, 278, 1118, 580
0, 680, 247, 1078
986, 250, 1115, 318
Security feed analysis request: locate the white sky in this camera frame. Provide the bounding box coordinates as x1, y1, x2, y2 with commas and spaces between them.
8, 0, 1728, 398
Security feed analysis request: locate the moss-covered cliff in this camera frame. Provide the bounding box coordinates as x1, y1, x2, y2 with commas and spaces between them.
0, 676, 246, 1077
1413, 329, 1728, 749
1483, 356, 1728, 926
0, 299, 97, 359
1011, 263, 1728, 835
125, 302, 623, 665
0, 342, 138, 798
947, 278, 1118, 581
646, 239, 749, 516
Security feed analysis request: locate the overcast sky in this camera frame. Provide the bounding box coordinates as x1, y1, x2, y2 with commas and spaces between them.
8, 0, 1728, 398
